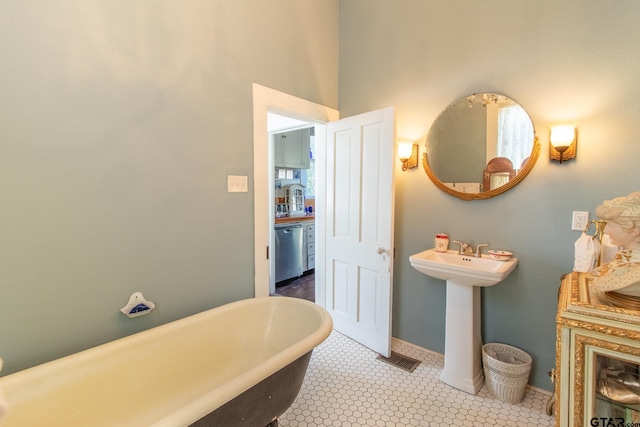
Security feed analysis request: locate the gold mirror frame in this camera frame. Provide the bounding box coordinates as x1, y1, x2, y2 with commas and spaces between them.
422, 137, 540, 201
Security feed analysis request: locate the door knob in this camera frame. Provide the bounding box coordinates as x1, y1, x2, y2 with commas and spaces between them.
377, 247, 390, 267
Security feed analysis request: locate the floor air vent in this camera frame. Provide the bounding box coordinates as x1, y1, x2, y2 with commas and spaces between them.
376, 351, 421, 373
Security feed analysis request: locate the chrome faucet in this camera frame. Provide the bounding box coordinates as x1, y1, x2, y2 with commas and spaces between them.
452, 241, 489, 257
452, 241, 474, 256
475, 244, 489, 258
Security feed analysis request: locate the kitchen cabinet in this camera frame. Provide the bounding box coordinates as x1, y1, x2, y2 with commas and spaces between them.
304, 221, 315, 271
555, 272, 640, 426
273, 128, 311, 169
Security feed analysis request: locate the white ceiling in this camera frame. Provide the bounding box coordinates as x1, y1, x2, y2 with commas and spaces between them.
267, 112, 312, 133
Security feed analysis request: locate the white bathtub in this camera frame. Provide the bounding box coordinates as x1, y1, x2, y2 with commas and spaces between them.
0, 296, 332, 426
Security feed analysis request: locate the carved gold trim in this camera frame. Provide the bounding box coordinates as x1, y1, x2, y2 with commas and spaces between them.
562, 318, 640, 340
555, 319, 564, 426
572, 334, 640, 425
422, 137, 541, 201
555, 274, 573, 427
562, 272, 640, 327
556, 272, 640, 426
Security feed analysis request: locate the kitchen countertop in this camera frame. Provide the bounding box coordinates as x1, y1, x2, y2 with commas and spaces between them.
275, 215, 315, 224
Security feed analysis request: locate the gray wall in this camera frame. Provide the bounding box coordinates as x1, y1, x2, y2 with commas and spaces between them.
3, 0, 640, 395
0, 0, 337, 375
338, 0, 640, 390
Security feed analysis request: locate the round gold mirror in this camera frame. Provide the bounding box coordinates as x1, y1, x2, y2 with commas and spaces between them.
423, 93, 540, 200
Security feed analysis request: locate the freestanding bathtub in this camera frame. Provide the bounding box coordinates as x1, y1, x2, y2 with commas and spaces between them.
0, 296, 332, 426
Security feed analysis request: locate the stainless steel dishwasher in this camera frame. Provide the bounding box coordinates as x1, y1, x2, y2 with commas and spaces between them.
275, 223, 304, 283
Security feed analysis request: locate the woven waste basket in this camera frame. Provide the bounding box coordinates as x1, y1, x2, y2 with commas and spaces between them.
482, 343, 532, 403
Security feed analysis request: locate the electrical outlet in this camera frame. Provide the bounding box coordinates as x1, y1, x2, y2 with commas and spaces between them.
572, 211, 589, 231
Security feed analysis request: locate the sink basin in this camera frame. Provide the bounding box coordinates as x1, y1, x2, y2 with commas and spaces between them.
409, 248, 518, 394
409, 248, 518, 287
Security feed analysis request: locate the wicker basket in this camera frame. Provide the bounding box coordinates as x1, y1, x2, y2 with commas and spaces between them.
482, 343, 532, 403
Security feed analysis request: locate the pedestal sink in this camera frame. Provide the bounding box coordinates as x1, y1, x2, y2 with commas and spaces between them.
409, 248, 518, 394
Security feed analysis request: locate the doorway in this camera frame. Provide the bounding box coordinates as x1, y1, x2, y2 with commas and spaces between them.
252, 83, 339, 307
253, 85, 396, 357
269, 113, 316, 302
274, 273, 315, 302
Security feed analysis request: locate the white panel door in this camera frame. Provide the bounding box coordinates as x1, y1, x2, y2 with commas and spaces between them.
325, 107, 395, 357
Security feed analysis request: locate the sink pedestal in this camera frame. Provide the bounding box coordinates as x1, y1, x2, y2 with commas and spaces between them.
440, 280, 484, 394
408, 248, 518, 395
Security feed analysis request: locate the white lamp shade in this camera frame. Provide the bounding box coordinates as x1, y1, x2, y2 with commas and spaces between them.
397, 141, 414, 160
550, 125, 575, 148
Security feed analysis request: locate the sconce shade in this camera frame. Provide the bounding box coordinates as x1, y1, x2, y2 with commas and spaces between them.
397, 140, 418, 171
397, 142, 413, 160
549, 124, 577, 163
550, 125, 575, 148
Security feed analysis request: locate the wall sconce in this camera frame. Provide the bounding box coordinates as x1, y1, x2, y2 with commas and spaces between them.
398, 140, 418, 171
549, 123, 578, 163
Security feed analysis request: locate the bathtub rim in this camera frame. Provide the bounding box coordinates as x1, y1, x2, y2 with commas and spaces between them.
162, 296, 333, 426
0, 296, 333, 427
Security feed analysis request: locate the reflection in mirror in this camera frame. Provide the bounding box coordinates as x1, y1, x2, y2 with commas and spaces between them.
483, 157, 515, 191
423, 93, 540, 200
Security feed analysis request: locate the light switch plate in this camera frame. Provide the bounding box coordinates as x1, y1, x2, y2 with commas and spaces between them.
227, 175, 248, 192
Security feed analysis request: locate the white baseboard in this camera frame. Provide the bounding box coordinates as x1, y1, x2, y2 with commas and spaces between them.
391, 336, 444, 358
391, 336, 554, 397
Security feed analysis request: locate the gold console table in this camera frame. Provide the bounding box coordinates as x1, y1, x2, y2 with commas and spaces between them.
556, 272, 640, 426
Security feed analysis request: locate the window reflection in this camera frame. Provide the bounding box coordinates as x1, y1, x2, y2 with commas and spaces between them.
497, 104, 534, 169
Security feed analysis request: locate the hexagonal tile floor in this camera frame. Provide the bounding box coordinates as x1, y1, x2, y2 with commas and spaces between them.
279, 330, 554, 426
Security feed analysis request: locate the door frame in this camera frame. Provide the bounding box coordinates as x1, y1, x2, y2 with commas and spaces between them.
252, 84, 339, 304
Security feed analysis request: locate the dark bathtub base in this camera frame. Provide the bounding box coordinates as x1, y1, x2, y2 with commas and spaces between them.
191, 351, 312, 427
